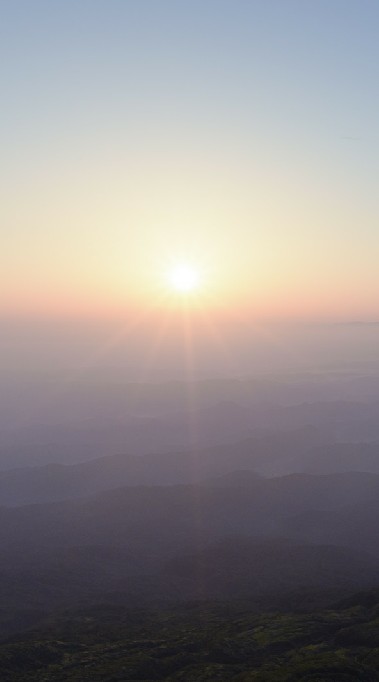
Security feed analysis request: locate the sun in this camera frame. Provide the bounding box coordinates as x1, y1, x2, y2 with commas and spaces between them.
168, 264, 200, 293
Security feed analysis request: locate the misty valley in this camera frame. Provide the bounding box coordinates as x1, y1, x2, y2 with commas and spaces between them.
1, 370, 379, 680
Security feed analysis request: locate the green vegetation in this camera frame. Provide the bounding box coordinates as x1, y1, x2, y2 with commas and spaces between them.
3, 591, 379, 680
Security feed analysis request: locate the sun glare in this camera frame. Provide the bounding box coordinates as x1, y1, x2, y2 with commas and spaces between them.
168, 264, 200, 293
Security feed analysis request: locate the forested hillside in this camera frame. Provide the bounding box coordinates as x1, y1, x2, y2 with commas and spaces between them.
3, 590, 379, 680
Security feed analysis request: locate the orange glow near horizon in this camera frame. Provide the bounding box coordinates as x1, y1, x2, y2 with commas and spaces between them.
3, 238, 379, 324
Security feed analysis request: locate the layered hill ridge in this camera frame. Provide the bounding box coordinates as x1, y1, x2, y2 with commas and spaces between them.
0, 471, 378, 555
2, 427, 379, 506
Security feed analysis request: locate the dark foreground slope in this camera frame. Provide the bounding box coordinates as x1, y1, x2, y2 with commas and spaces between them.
4, 590, 379, 681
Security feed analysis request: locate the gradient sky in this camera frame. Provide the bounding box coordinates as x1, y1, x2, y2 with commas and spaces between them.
2, 0, 379, 320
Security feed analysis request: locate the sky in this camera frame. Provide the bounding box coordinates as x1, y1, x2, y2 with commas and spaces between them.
2, 0, 379, 329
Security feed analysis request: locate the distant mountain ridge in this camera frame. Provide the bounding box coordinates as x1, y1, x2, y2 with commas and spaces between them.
0, 427, 329, 505
0, 471, 378, 554
2, 395, 379, 469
